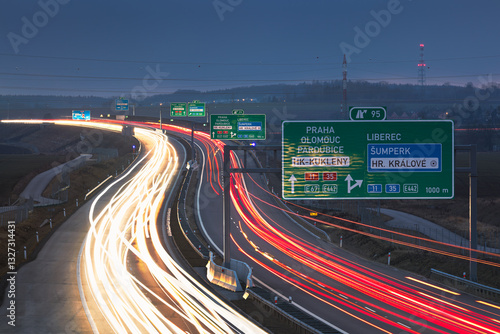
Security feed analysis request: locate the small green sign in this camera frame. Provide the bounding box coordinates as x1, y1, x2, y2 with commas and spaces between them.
211, 114, 266, 140
188, 101, 206, 117
349, 106, 387, 121
232, 109, 245, 115
282, 120, 454, 200
170, 103, 186, 117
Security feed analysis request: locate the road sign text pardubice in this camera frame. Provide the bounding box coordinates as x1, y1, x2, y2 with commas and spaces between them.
282, 120, 454, 200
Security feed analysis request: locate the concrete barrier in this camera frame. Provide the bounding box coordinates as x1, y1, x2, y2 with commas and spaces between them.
206, 252, 242, 292
230, 258, 254, 289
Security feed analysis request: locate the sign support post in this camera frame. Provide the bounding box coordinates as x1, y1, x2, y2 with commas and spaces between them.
455, 145, 478, 282
223, 147, 231, 268
222, 145, 281, 268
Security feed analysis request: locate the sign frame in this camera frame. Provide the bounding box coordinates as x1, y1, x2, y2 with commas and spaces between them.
188, 101, 206, 117
282, 120, 454, 200
72, 110, 91, 120
349, 106, 387, 121
170, 102, 187, 117
115, 99, 129, 111
211, 114, 266, 140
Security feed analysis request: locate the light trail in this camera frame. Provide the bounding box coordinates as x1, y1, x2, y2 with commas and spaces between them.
80, 126, 266, 333
222, 149, 500, 333
244, 177, 500, 266
406, 277, 461, 296
4, 119, 265, 333
36, 118, 498, 333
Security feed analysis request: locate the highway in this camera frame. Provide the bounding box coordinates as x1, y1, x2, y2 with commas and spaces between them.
2, 119, 500, 333
1, 120, 266, 333
78, 124, 266, 333
173, 123, 500, 334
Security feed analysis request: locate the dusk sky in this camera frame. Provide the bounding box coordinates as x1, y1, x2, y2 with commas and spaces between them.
1, 0, 499, 97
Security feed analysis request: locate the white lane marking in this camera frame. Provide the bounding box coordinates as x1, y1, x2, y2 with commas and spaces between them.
397, 322, 412, 329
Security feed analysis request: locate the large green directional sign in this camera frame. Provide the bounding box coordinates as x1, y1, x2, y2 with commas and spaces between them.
188, 101, 206, 117
282, 120, 454, 200
170, 103, 186, 117
211, 114, 266, 140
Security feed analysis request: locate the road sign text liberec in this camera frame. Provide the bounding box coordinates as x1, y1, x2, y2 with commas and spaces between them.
282, 120, 454, 200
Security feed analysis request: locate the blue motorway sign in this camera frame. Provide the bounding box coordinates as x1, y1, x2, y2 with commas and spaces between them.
367, 143, 442, 172
72, 110, 91, 120
115, 99, 129, 111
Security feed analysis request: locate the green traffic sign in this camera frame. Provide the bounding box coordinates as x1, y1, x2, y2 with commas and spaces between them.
349, 106, 387, 121
282, 120, 454, 200
232, 109, 245, 115
170, 103, 187, 117
188, 101, 206, 117
211, 114, 266, 140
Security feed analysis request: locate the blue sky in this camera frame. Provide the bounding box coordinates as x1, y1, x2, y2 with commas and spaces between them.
1, 0, 499, 96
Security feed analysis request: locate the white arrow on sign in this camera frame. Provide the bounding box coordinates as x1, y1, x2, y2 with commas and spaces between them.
345, 174, 363, 193
288, 174, 297, 194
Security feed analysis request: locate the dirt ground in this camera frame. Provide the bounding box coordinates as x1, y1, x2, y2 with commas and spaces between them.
0, 123, 138, 277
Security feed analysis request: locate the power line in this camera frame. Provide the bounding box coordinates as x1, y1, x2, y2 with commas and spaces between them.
2, 52, 500, 66
1, 71, 498, 83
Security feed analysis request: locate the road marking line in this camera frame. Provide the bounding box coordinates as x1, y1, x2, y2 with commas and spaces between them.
397, 322, 411, 329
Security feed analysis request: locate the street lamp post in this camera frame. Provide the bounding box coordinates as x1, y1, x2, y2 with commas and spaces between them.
159, 103, 163, 132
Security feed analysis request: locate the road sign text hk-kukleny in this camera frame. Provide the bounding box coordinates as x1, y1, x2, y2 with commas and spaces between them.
282, 120, 454, 200
210, 114, 266, 140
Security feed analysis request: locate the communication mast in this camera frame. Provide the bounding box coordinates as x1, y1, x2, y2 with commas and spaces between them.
342, 54, 347, 117
417, 43, 426, 86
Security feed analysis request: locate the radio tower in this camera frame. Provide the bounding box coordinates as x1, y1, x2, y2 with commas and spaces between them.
417, 43, 426, 86
342, 54, 347, 117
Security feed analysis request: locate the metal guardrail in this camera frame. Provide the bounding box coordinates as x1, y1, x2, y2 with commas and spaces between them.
176, 164, 210, 259
431, 268, 500, 302
84, 175, 113, 200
